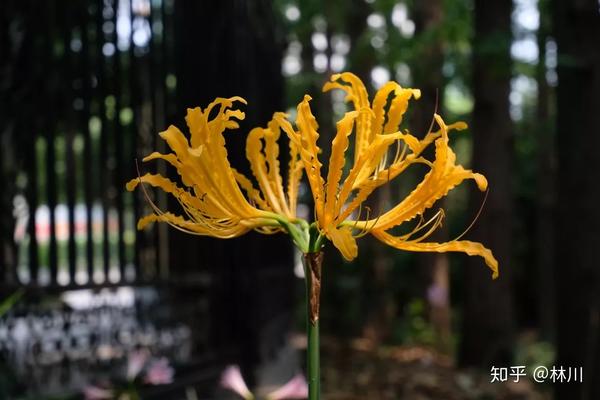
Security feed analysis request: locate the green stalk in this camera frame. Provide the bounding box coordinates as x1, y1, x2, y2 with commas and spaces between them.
307, 314, 320, 400
303, 250, 323, 400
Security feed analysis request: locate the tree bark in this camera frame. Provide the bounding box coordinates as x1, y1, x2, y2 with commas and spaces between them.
552, 0, 600, 397
460, 0, 515, 367
535, 0, 555, 341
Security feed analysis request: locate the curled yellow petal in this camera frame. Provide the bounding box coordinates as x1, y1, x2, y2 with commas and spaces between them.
159, 125, 191, 160
127, 96, 298, 242
323, 72, 373, 161
372, 81, 401, 136
232, 168, 272, 212
372, 229, 499, 279
327, 226, 358, 261
324, 111, 358, 226
265, 119, 291, 215
370, 116, 485, 231
293, 96, 326, 219
246, 127, 287, 214
383, 87, 421, 134
335, 132, 407, 222
271, 113, 303, 215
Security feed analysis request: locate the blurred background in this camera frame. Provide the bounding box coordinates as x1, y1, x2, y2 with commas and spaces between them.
1, 0, 599, 399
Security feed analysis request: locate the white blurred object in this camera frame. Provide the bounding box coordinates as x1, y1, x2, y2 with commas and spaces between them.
12, 194, 29, 243
62, 287, 135, 310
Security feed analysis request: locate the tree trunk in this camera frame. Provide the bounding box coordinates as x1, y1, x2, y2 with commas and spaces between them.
535, 0, 555, 341
552, 0, 600, 397
460, 0, 515, 367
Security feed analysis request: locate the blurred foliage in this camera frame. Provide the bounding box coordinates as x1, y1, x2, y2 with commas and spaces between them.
515, 339, 555, 371
393, 298, 436, 346
0, 290, 23, 318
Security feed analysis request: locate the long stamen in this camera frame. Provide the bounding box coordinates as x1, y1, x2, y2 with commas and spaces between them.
350, 202, 365, 232
423, 91, 438, 140
135, 160, 254, 235
409, 209, 445, 242
355, 209, 384, 238
394, 140, 408, 164
400, 189, 488, 251
136, 159, 168, 219
392, 139, 402, 164
354, 206, 372, 237
452, 188, 489, 242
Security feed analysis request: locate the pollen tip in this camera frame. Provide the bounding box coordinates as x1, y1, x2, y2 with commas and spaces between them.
474, 173, 488, 191
125, 179, 139, 191
453, 121, 468, 131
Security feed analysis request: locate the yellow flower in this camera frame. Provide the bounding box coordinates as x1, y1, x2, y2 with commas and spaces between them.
126, 97, 309, 248
277, 72, 498, 279
126, 73, 497, 280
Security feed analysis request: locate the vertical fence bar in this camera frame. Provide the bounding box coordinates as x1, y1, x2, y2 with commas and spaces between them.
77, 0, 94, 285
85, 0, 102, 283
25, 6, 46, 286
98, 1, 111, 284
63, 2, 79, 283
163, 0, 176, 280
130, 0, 142, 281
112, 0, 127, 282
152, 0, 169, 280
148, 1, 159, 281
162, 0, 176, 121
43, 0, 58, 287
25, 121, 39, 286
0, 210, 4, 284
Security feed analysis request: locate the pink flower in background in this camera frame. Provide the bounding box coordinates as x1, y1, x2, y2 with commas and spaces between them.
144, 357, 174, 385
83, 385, 113, 400
220, 365, 308, 400
426, 283, 448, 307
221, 365, 254, 400
126, 349, 150, 380
266, 373, 308, 400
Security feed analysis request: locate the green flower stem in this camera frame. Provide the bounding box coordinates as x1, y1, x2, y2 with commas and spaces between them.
303, 250, 324, 400
307, 315, 320, 400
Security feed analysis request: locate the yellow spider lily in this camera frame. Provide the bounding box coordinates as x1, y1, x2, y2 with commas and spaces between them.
126, 97, 310, 249
126, 73, 497, 279
277, 72, 498, 279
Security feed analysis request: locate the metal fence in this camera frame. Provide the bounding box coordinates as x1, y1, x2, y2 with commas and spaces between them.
0, 0, 216, 396
1, 1, 295, 397
1, 0, 176, 289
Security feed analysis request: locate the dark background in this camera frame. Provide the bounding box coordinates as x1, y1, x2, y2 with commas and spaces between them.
1, 0, 599, 399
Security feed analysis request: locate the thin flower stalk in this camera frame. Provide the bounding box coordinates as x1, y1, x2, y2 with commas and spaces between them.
127, 72, 499, 400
